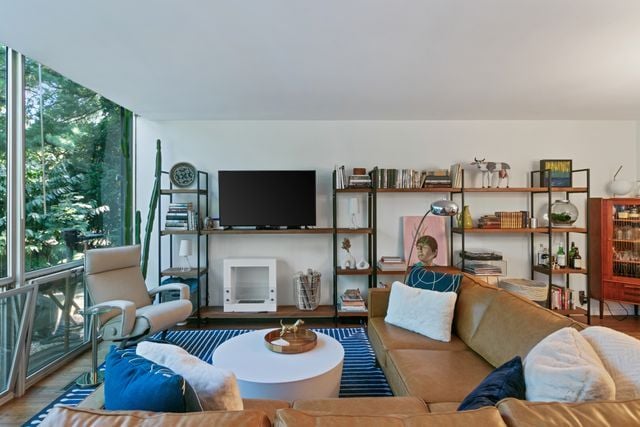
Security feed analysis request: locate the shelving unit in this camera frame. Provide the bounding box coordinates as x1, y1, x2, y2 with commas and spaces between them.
332, 171, 374, 320
450, 168, 590, 321
528, 168, 590, 320
158, 170, 209, 321
589, 197, 640, 319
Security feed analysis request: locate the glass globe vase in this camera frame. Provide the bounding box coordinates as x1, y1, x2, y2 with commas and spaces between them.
550, 199, 578, 227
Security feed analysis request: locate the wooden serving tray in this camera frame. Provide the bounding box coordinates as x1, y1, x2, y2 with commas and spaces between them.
264, 329, 317, 354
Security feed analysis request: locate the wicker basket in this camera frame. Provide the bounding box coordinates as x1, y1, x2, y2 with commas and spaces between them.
293, 272, 321, 310
498, 278, 548, 302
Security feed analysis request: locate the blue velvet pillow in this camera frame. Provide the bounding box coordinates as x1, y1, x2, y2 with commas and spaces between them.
406, 266, 462, 293
105, 347, 200, 412
457, 356, 526, 411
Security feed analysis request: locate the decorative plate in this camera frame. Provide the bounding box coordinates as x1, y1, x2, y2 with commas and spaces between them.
169, 162, 196, 188
264, 328, 317, 354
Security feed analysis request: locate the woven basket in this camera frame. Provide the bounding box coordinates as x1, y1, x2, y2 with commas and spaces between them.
498, 278, 548, 302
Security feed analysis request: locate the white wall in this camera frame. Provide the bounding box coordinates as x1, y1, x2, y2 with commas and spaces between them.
136, 120, 637, 314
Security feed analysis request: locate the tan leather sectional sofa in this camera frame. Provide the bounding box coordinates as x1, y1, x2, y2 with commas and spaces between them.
42, 271, 640, 426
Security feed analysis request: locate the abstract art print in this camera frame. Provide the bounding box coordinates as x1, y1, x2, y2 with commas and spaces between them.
403, 216, 448, 267
540, 159, 572, 187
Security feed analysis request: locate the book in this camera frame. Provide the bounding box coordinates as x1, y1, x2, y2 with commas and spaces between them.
380, 256, 404, 263
378, 261, 408, 271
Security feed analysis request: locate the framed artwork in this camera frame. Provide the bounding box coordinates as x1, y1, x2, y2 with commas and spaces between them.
539, 159, 572, 187
402, 216, 448, 267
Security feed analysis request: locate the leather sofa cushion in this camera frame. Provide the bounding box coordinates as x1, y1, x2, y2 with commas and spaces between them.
275, 407, 506, 426
386, 349, 494, 403
468, 290, 577, 367
496, 397, 640, 427
427, 402, 461, 413
368, 317, 469, 367
40, 406, 271, 427
453, 277, 499, 344
244, 399, 291, 424
292, 396, 428, 415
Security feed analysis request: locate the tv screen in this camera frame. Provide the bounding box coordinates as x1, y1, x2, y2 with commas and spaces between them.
218, 170, 316, 227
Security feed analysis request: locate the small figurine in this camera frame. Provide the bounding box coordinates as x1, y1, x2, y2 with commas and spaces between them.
470, 157, 511, 188
280, 319, 304, 337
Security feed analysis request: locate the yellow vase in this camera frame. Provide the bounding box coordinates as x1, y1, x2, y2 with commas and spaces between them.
460, 205, 473, 229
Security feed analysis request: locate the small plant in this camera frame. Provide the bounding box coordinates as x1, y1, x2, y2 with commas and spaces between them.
341, 238, 352, 253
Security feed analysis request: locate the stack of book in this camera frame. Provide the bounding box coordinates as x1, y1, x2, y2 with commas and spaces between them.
377, 256, 407, 272
348, 174, 372, 188
339, 289, 367, 312
372, 169, 424, 189
463, 262, 503, 275
165, 202, 197, 230
423, 169, 452, 188
478, 215, 501, 229
335, 165, 347, 189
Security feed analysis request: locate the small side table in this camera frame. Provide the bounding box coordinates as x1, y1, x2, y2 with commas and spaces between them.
76, 305, 113, 387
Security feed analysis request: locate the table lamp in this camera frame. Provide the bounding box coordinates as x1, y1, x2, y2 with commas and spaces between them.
179, 239, 192, 272
403, 199, 459, 283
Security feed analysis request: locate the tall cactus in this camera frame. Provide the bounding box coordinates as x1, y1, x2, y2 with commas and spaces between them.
134, 210, 141, 245
141, 139, 161, 279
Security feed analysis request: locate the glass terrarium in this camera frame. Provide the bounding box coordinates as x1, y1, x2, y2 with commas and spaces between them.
550, 199, 578, 227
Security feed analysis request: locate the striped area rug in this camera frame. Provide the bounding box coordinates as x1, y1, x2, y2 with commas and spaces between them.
24, 327, 391, 425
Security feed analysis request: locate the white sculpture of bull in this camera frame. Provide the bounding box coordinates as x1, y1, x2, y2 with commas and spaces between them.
470, 157, 511, 188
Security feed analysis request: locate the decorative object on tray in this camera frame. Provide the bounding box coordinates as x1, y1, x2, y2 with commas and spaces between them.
540, 159, 572, 187
264, 321, 318, 354
470, 158, 511, 188
341, 238, 356, 269
169, 162, 197, 187
293, 269, 321, 310
550, 199, 578, 227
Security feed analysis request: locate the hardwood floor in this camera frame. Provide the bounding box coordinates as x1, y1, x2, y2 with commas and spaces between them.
1, 316, 638, 426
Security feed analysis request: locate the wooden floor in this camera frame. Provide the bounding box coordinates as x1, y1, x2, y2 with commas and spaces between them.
1, 315, 639, 426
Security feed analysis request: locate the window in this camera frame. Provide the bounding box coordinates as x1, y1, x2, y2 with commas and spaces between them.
23, 59, 131, 271
0, 45, 7, 280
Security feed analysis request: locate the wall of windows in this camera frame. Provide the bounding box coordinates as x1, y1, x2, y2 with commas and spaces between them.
0, 44, 132, 401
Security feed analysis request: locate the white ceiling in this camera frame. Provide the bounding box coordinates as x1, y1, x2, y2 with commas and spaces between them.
3, 1, 640, 120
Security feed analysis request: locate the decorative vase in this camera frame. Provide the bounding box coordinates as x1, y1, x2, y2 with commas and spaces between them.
459, 205, 473, 229
550, 199, 578, 227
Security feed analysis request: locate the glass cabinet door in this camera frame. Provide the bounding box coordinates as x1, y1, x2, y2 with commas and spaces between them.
611, 201, 640, 279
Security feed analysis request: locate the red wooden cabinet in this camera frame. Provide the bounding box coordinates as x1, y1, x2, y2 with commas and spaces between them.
589, 197, 640, 318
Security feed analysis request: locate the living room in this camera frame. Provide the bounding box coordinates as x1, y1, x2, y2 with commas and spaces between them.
2, 1, 640, 425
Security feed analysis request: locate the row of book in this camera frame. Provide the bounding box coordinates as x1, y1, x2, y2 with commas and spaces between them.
478, 211, 529, 229
335, 165, 372, 189
165, 202, 199, 230
339, 288, 367, 312
372, 168, 455, 189
550, 285, 574, 310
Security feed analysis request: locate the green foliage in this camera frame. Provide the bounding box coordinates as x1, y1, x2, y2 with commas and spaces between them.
0, 54, 132, 272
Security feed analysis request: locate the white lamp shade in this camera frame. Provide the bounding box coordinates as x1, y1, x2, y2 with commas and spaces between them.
178, 239, 192, 257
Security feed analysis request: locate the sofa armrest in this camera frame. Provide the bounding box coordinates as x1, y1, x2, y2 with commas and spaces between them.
149, 282, 190, 300
368, 288, 391, 318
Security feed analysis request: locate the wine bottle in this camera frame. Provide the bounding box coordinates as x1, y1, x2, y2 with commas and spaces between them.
557, 243, 566, 268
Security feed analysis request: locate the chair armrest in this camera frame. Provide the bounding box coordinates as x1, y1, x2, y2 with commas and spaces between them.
87, 300, 137, 337
149, 283, 190, 301
368, 288, 391, 318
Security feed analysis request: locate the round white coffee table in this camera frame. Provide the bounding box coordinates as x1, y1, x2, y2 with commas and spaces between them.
212, 329, 344, 400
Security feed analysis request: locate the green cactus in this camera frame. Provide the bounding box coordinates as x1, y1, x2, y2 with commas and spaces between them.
140, 139, 161, 279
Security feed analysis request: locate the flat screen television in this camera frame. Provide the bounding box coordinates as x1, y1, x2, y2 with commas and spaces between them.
218, 170, 316, 228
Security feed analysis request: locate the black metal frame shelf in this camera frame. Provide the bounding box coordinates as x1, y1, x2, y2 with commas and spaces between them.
158, 169, 210, 322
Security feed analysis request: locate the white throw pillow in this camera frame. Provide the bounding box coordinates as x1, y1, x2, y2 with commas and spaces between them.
384, 281, 457, 342
137, 341, 243, 411
581, 326, 640, 400
523, 327, 615, 402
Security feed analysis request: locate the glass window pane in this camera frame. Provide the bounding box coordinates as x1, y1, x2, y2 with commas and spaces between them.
0, 45, 7, 279
23, 58, 130, 272
0, 290, 28, 395
27, 272, 85, 376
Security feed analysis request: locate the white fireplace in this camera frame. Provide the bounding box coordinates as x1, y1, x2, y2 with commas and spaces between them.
223, 258, 277, 312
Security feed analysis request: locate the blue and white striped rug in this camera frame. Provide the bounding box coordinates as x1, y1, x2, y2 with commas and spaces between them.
24, 327, 391, 425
